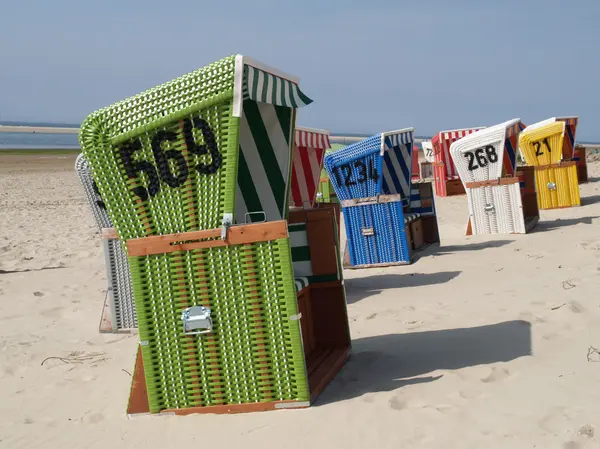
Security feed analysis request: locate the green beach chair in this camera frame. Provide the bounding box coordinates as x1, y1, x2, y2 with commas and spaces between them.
80, 55, 318, 415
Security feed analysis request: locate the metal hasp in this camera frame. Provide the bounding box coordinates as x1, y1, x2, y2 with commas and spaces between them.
182, 306, 213, 335
221, 213, 233, 240
547, 182, 557, 191
361, 227, 375, 236
484, 203, 495, 213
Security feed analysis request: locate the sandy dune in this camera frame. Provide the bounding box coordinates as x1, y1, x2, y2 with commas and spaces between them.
1, 153, 600, 449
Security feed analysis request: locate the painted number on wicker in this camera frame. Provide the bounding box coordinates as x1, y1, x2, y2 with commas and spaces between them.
425, 148, 433, 159
532, 138, 552, 157
464, 146, 498, 171
333, 160, 380, 187
118, 117, 222, 201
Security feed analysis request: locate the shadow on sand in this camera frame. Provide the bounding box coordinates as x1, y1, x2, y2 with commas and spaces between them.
316, 320, 532, 406
533, 215, 599, 232
344, 271, 461, 305
581, 195, 600, 207
423, 239, 514, 256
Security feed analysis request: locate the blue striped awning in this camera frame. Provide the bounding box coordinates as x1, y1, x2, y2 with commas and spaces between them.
381, 129, 415, 205
243, 65, 313, 108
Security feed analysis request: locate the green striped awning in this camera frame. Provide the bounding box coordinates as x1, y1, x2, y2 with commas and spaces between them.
243, 65, 313, 108
235, 100, 294, 223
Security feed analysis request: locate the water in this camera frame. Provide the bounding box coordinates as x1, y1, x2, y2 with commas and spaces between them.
0, 121, 80, 150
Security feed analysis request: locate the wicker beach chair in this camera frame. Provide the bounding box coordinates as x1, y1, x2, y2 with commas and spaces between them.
80, 55, 346, 415
520, 119, 580, 209
75, 153, 137, 331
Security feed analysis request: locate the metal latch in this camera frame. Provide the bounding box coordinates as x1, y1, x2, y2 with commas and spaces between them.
244, 211, 267, 224
221, 213, 233, 240
484, 203, 495, 213
182, 306, 213, 335
547, 182, 557, 191
362, 227, 375, 236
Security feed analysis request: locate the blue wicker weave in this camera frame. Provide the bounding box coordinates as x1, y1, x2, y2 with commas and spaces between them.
343, 199, 410, 266
323, 129, 414, 204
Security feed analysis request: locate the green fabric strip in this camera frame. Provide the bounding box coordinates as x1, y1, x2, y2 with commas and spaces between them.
236, 149, 262, 222
291, 246, 311, 262
243, 101, 286, 214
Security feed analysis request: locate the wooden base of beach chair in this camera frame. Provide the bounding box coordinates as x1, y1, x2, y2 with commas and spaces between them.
421, 215, 440, 245
296, 280, 351, 402
574, 147, 588, 184
344, 260, 412, 269
420, 161, 433, 179
433, 163, 466, 197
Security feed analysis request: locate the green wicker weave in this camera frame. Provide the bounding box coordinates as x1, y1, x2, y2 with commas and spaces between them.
80, 55, 313, 239
80, 56, 240, 240
79, 55, 314, 414
131, 237, 308, 413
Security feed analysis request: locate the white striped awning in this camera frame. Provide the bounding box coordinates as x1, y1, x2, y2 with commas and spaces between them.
295, 126, 331, 149
242, 64, 313, 109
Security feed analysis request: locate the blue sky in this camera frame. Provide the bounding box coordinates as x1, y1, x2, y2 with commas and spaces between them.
1, 0, 599, 139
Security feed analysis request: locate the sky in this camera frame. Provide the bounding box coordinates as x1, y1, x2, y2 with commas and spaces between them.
1, 0, 599, 140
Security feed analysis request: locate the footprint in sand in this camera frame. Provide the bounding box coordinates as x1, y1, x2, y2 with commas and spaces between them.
577, 424, 594, 438
389, 395, 407, 410
480, 366, 511, 383
86, 413, 104, 424
41, 306, 63, 318
458, 389, 484, 400
569, 301, 586, 314
538, 406, 570, 433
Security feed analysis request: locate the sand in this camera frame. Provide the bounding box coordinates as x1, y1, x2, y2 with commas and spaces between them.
1, 153, 600, 449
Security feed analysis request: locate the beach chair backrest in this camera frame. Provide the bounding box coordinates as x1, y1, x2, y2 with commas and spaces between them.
432, 127, 484, 180
290, 127, 331, 209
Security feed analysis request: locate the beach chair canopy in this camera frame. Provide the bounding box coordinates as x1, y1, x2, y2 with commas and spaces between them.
290, 127, 331, 209
449, 119, 524, 183
521, 117, 578, 161
422, 141, 434, 163
432, 127, 485, 180
519, 119, 566, 166
323, 128, 415, 204
79, 54, 313, 239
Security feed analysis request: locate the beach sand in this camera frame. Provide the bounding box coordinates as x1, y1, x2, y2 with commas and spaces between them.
1, 153, 600, 448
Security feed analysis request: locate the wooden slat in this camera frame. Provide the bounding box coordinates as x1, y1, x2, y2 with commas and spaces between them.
465, 177, 519, 189
309, 347, 351, 403
127, 220, 288, 256
341, 194, 402, 208
344, 259, 410, 269
306, 209, 338, 276
98, 293, 114, 333
534, 161, 576, 170
127, 346, 151, 415
162, 400, 308, 416
307, 348, 332, 377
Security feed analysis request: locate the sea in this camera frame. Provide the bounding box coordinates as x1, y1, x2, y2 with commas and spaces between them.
0, 121, 80, 150
2, 120, 600, 151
